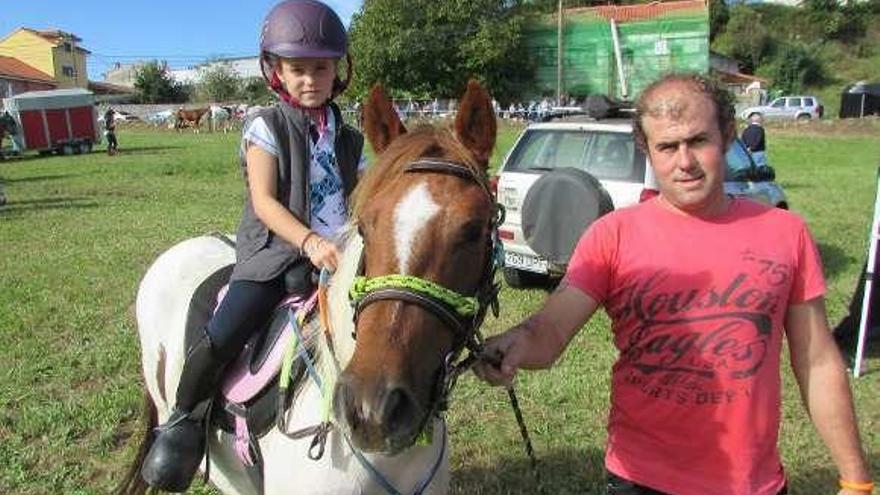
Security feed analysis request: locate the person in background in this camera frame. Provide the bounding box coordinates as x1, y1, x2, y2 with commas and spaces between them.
103, 107, 118, 155
742, 112, 767, 167
475, 73, 872, 495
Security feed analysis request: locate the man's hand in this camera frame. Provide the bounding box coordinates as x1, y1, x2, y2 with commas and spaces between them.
473, 324, 533, 387
473, 282, 601, 387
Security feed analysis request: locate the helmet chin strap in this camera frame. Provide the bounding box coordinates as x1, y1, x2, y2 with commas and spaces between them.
268, 71, 329, 135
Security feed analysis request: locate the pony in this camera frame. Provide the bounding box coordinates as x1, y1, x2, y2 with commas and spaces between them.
175, 107, 210, 133
116, 79, 499, 495
209, 105, 236, 133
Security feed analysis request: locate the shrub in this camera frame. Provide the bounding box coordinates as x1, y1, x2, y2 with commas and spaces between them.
712, 6, 773, 73
769, 42, 825, 94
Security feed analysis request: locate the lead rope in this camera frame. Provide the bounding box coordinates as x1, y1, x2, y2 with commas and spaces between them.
489, 212, 539, 483
461, 343, 540, 486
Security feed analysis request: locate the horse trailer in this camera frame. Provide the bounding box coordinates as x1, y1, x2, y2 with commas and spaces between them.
2, 88, 101, 156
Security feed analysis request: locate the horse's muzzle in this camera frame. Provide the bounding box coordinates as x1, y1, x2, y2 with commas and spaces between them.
333, 372, 426, 453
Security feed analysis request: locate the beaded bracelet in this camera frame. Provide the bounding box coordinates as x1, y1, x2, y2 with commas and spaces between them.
300, 231, 318, 254
840, 479, 874, 493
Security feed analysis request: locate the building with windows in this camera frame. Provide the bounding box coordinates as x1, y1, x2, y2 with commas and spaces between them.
166, 56, 261, 85
0, 55, 57, 100
0, 28, 90, 89
102, 62, 148, 88
527, 0, 709, 101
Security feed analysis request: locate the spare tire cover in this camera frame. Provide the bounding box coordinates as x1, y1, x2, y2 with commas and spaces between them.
521, 168, 614, 265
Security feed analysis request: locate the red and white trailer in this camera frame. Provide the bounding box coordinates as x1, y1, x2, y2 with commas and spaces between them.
2, 88, 101, 155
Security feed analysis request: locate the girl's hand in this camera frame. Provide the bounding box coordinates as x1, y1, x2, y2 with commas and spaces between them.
302, 234, 340, 272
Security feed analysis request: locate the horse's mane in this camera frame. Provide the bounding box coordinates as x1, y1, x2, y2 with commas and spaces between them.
315, 226, 362, 384
351, 126, 483, 219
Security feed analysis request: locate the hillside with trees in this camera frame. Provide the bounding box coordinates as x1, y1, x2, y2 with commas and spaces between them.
712, 0, 880, 117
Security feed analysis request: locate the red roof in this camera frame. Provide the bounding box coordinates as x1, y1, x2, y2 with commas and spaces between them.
714, 70, 767, 85
29, 28, 83, 44
88, 80, 135, 95
569, 0, 707, 23
0, 56, 57, 84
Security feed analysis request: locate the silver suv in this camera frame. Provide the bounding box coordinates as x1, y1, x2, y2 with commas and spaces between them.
495, 116, 787, 287
740, 96, 824, 121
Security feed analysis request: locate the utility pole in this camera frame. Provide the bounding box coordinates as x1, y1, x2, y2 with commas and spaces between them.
557, 0, 564, 106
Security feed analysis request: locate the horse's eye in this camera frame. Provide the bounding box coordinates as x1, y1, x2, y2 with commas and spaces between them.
459, 223, 484, 245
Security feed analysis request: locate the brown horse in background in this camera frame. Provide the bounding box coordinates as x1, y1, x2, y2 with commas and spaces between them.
174, 107, 210, 133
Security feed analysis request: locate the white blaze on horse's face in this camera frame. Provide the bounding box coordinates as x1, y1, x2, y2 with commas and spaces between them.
393, 181, 440, 274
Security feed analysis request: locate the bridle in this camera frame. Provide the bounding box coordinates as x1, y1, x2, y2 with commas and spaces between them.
282, 157, 536, 494
348, 157, 504, 415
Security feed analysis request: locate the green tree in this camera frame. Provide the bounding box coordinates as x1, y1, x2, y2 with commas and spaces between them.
241, 78, 274, 105
133, 61, 186, 104
709, 0, 729, 42
769, 42, 824, 94
803, 0, 867, 42
712, 6, 772, 73
349, 0, 534, 102
197, 63, 242, 102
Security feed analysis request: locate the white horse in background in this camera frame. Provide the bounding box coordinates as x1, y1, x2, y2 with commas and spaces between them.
209, 105, 235, 133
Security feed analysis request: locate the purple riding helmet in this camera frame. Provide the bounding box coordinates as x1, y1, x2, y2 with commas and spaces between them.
260, 0, 351, 99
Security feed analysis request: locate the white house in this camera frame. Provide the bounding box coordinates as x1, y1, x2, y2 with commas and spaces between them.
168, 56, 261, 85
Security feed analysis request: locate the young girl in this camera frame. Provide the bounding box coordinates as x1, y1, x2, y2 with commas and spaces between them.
141, 1, 364, 490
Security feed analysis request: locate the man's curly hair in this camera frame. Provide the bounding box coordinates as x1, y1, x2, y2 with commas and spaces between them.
632, 73, 736, 153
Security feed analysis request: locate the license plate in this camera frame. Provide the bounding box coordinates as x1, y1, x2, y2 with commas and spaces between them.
504, 251, 548, 273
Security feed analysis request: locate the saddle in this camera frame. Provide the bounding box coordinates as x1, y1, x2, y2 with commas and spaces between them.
182, 265, 321, 469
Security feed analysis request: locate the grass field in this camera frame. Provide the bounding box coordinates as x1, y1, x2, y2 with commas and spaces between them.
0, 120, 878, 494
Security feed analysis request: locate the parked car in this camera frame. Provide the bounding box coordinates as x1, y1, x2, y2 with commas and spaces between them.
494, 115, 787, 287
740, 96, 823, 121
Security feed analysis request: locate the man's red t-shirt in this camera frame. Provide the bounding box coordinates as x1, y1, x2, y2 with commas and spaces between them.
565, 197, 825, 495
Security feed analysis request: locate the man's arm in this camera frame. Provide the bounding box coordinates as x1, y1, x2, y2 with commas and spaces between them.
473, 281, 600, 386
785, 297, 872, 494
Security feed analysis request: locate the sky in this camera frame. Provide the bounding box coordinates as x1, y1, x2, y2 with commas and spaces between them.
0, 0, 365, 80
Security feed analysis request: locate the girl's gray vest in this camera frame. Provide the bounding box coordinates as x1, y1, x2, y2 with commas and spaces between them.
231, 102, 363, 283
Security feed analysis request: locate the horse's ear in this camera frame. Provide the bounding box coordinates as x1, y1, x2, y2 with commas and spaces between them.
454, 79, 496, 169
363, 84, 406, 155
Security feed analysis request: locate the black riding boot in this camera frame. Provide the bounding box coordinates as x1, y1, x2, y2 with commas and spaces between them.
141, 331, 227, 492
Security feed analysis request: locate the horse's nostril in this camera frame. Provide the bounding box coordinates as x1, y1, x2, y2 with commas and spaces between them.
381, 387, 418, 434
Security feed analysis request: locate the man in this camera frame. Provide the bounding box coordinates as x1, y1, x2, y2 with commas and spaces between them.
475, 74, 872, 495
742, 112, 767, 167
104, 107, 118, 156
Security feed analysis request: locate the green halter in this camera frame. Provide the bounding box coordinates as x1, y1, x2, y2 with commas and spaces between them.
349, 274, 478, 318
